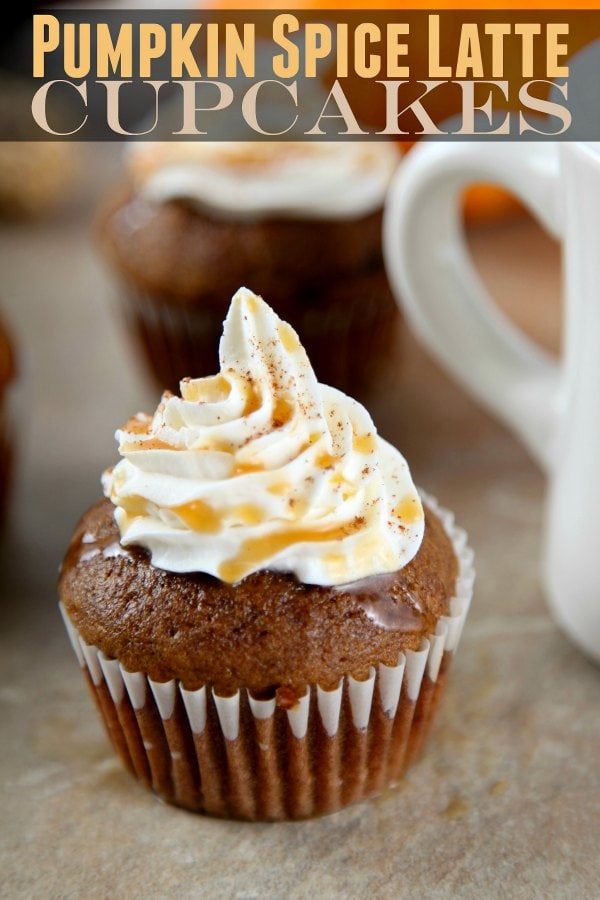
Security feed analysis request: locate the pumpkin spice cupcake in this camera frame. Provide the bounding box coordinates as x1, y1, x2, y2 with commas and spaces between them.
96, 141, 402, 402
59, 288, 474, 820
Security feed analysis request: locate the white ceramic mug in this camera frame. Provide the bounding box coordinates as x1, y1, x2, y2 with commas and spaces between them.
383, 141, 600, 663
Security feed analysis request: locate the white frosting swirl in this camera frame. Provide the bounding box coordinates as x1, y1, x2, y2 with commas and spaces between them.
103, 288, 424, 585
128, 141, 401, 221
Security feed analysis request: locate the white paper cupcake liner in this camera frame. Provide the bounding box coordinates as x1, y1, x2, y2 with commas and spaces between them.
59, 493, 474, 820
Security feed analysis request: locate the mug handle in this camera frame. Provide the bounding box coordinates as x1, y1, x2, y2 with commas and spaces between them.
383, 142, 563, 473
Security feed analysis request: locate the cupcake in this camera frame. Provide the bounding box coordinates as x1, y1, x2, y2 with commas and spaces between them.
0, 312, 15, 525
96, 141, 402, 402
59, 288, 474, 820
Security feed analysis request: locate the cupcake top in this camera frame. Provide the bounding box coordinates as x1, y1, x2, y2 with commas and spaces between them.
61, 499, 455, 692
126, 141, 401, 221
103, 288, 424, 586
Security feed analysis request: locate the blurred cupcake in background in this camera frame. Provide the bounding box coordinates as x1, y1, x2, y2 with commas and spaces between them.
0, 142, 79, 219
0, 312, 15, 526
96, 140, 402, 402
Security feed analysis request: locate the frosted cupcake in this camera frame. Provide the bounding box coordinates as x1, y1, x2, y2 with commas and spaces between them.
96, 141, 401, 401
59, 288, 474, 820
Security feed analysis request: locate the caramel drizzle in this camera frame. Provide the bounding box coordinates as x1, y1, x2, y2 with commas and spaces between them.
393, 494, 422, 525
218, 519, 362, 584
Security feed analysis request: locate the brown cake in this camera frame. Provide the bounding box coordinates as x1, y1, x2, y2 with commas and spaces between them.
97, 142, 402, 400
58, 289, 473, 820
60, 499, 457, 695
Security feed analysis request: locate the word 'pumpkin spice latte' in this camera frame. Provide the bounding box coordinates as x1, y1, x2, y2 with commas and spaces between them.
59, 287, 474, 821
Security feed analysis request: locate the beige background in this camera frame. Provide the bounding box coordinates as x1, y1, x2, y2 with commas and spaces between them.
0, 147, 598, 898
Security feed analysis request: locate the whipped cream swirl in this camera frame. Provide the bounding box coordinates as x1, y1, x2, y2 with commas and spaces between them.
103, 288, 424, 585
128, 141, 401, 221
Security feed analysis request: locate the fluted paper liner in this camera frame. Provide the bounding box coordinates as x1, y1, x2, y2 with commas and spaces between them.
121, 286, 225, 394
59, 492, 474, 820
119, 282, 398, 400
